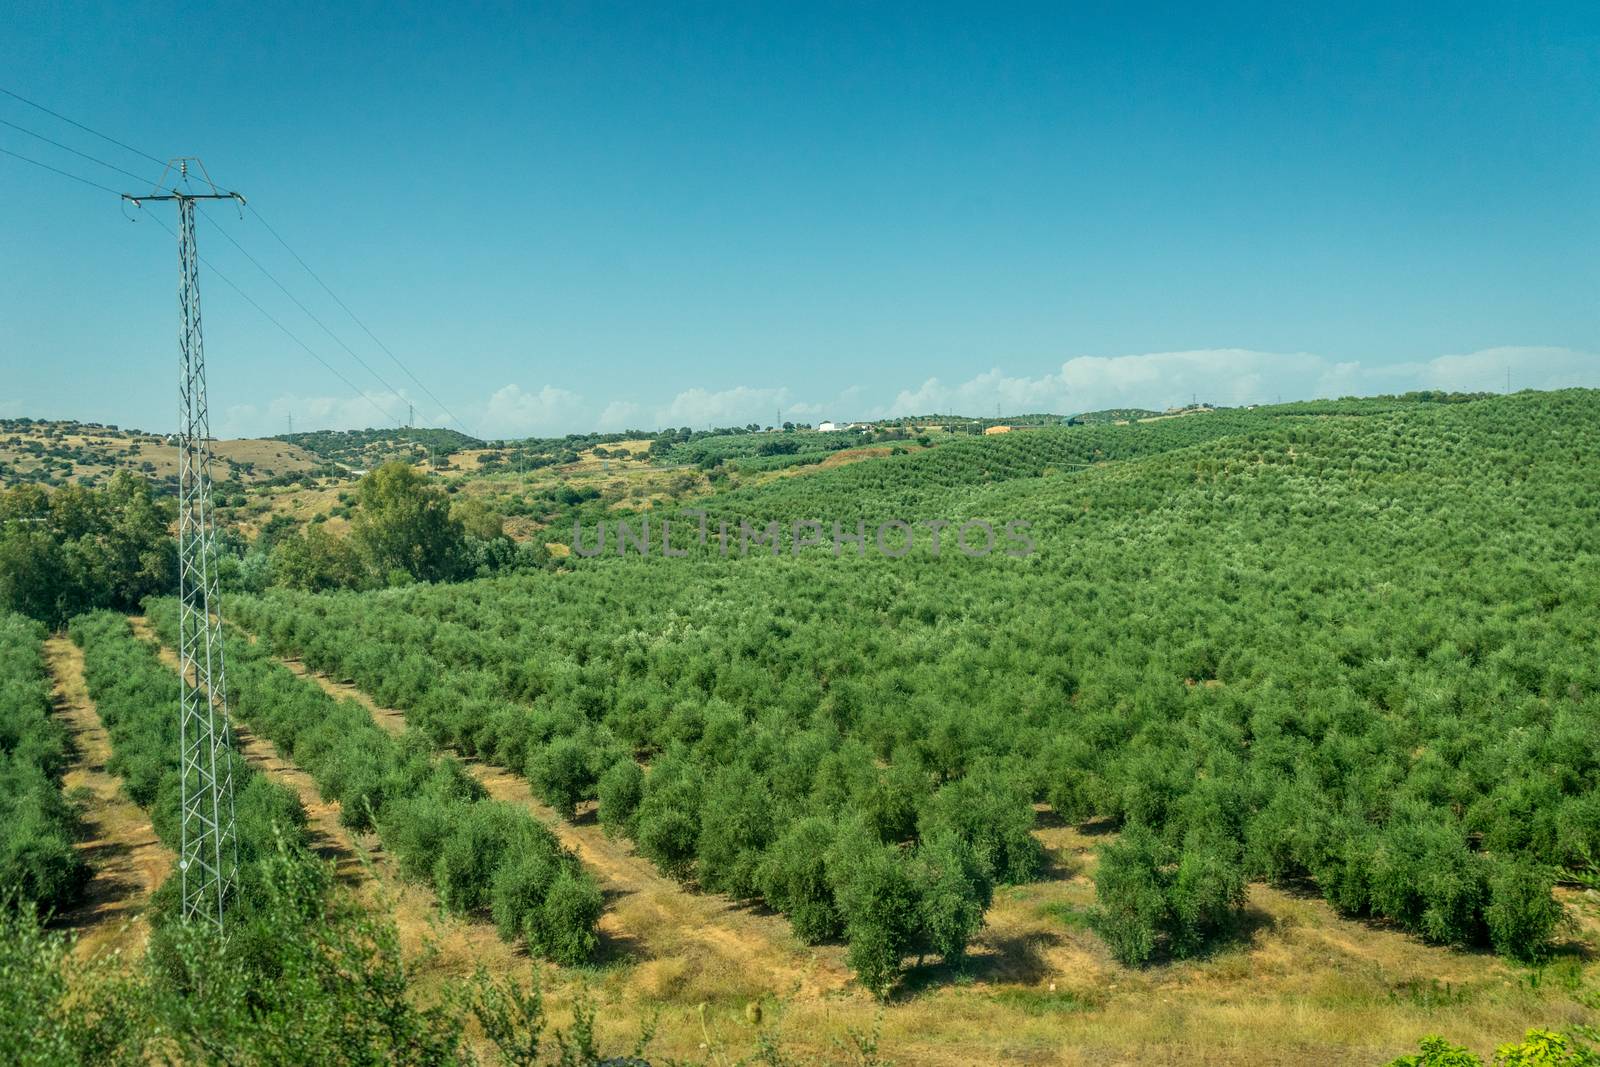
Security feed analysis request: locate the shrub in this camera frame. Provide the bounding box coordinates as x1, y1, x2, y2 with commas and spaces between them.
696, 764, 774, 899
527, 735, 590, 818
1090, 826, 1168, 966
758, 816, 842, 944
490, 843, 557, 943
909, 831, 992, 967
828, 819, 921, 998
1484, 857, 1562, 962
596, 758, 643, 838
634, 754, 702, 881
1166, 833, 1247, 959
0, 614, 86, 915
434, 803, 526, 914
917, 762, 1042, 885
382, 795, 460, 883
1385, 1035, 1483, 1067
532, 866, 604, 965
1371, 819, 1487, 946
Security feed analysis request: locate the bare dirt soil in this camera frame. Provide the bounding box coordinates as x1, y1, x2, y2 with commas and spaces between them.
45, 635, 172, 959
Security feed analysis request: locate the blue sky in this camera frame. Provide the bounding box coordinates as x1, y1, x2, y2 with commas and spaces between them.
2, 2, 1597, 438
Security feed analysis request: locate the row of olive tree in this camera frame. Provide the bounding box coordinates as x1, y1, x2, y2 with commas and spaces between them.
143, 597, 602, 965
0, 613, 86, 913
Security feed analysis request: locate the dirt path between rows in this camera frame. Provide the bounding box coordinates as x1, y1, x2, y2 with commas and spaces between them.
127, 617, 530, 984
259, 644, 854, 1002
130, 617, 370, 886
46, 635, 172, 958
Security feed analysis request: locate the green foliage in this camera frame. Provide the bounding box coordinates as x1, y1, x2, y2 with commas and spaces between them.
758, 816, 843, 944
1089, 826, 1168, 966
1491, 1029, 1600, 1066
0, 475, 174, 625
908, 831, 992, 967
1090, 824, 1246, 965
1386, 1030, 1600, 1067
0, 614, 85, 914
527, 735, 591, 818
0, 853, 674, 1066
69, 610, 312, 922
141, 598, 600, 965
828, 823, 919, 1000
351, 462, 468, 583
271, 522, 370, 592
695, 763, 774, 898
277, 426, 483, 464
917, 761, 1042, 884
1386, 1035, 1485, 1067
1485, 857, 1564, 962
596, 757, 643, 838
229, 391, 1600, 984
633, 751, 702, 881
1370, 817, 1487, 946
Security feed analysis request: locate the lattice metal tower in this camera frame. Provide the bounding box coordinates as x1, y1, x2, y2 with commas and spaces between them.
124, 160, 243, 929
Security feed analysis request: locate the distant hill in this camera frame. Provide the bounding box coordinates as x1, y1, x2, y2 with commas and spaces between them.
1070, 407, 1163, 423
274, 427, 484, 469
0, 418, 325, 492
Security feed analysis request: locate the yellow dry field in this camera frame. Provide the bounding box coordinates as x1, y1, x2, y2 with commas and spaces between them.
0, 422, 322, 487
518, 828, 1598, 1067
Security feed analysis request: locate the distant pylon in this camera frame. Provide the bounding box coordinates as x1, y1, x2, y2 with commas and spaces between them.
124, 159, 242, 930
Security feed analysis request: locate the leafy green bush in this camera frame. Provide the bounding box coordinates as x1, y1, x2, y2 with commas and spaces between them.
1090, 825, 1246, 965
597, 757, 643, 837
1090, 826, 1168, 966
1386, 1029, 1600, 1067
1484, 857, 1563, 962
758, 816, 842, 944
69, 610, 311, 923
228, 391, 1600, 983
0, 613, 85, 914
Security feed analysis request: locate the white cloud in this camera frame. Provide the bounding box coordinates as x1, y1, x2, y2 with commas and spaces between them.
218, 391, 413, 438
873, 347, 1600, 417
1416, 346, 1600, 393
596, 400, 644, 432
205, 346, 1600, 441
482, 384, 583, 437
654, 385, 792, 428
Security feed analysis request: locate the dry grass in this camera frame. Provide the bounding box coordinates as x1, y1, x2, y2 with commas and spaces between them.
0, 422, 322, 488
254, 650, 1600, 1065
51, 618, 1600, 1064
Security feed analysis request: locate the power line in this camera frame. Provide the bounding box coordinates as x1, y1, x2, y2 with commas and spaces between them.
0, 116, 164, 188
3, 85, 475, 437
0, 139, 404, 430
141, 210, 408, 428
246, 206, 478, 439
0, 144, 122, 196
199, 204, 416, 420
0, 85, 168, 168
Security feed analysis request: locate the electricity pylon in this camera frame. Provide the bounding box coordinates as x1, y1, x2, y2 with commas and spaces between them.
124, 160, 243, 929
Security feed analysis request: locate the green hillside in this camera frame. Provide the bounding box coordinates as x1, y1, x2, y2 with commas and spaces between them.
235, 389, 1600, 995
277, 426, 484, 467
